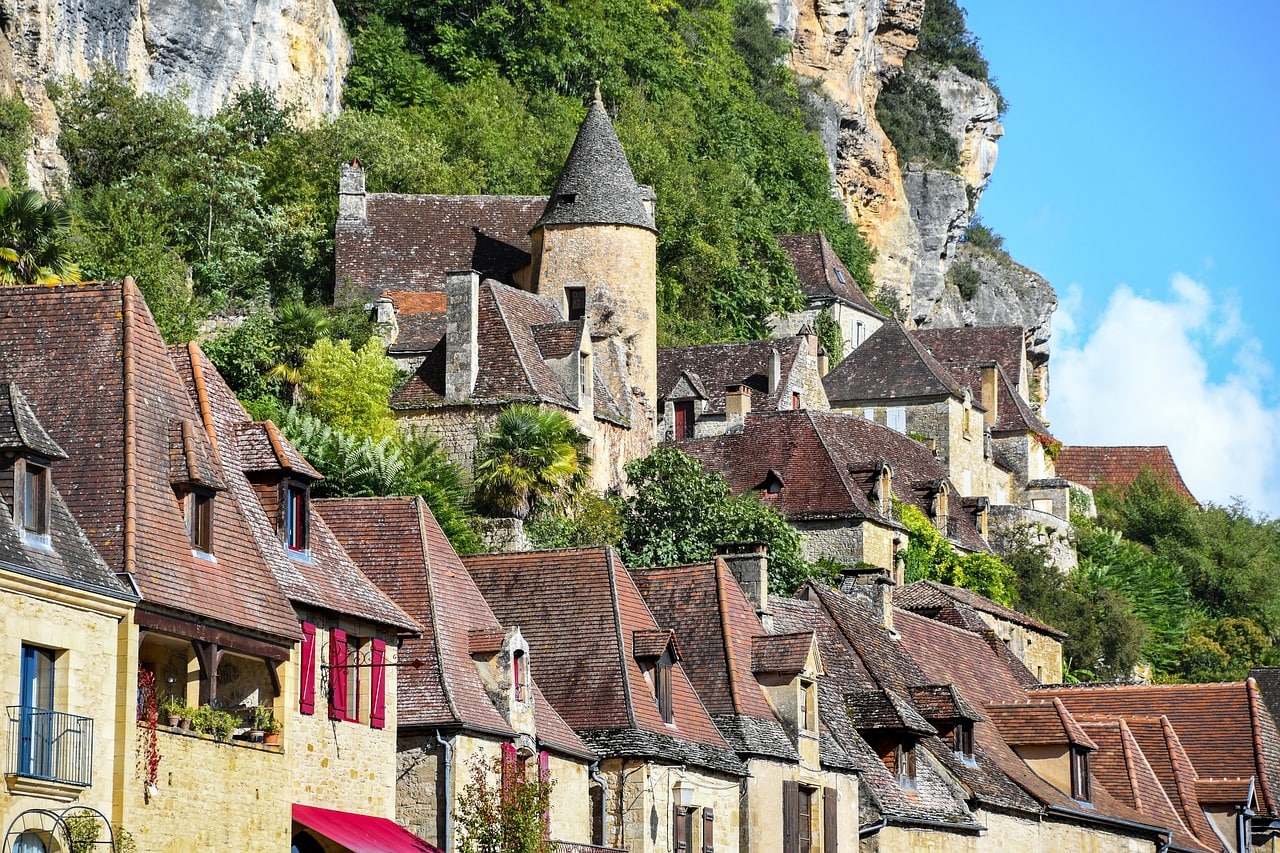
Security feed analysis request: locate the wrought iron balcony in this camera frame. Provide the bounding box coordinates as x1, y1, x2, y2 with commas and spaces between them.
6, 706, 94, 787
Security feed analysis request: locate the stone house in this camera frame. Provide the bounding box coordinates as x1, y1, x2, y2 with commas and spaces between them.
319, 496, 598, 852
656, 329, 828, 442
0, 383, 140, 850
336, 90, 659, 492
676, 410, 988, 571
631, 550, 860, 853
464, 547, 747, 853
769, 232, 886, 359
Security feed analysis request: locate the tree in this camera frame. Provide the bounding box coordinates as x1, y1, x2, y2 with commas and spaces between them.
473, 404, 588, 520
0, 187, 80, 285
268, 300, 332, 403
895, 502, 1017, 605
454, 754, 554, 853
298, 337, 399, 440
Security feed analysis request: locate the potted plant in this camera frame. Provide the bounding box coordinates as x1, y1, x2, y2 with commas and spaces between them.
258, 708, 282, 746
178, 702, 194, 730
160, 696, 184, 727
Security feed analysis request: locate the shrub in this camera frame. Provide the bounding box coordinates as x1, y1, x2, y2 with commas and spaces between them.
875, 70, 958, 170
948, 261, 981, 301
962, 215, 1004, 252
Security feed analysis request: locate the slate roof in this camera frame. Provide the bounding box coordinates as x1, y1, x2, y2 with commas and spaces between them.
632, 560, 802, 762
1054, 446, 1197, 504
822, 319, 965, 405
0, 282, 300, 645
657, 334, 812, 414
0, 383, 66, 459
944, 361, 1047, 436
913, 326, 1027, 393
533, 92, 656, 233
751, 632, 816, 676
319, 497, 591, 759
464, 548, 743, 775
896, 580, 1067, 639
776, 233, 883, 317
171, 344, 416, 634
676, 410, 987, 552
383, 291, 449, 357
335, 195, 544, 300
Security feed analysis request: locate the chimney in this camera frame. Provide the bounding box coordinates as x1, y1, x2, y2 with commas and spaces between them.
338, 160, 367, 223
444, 270, 480, 402
838, 566, 895, 633
718, 542, 771, 628
981, 365, 998, 426
817, 347, 830, 378
768, 347, 781, 394
725, 384, 751, 431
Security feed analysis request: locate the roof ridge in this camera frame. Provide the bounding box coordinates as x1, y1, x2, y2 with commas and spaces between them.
1116, 718, 1142, 811
122, 278, 138, 577
488, 281, 541, 399
1246, 677, 1275, 812
713, 558, 745, 715
416, 497, 462, 725
606, 548, 638, 730
185, 342, 222, 462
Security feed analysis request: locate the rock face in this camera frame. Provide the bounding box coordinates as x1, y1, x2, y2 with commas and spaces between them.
0, 0, 350, 189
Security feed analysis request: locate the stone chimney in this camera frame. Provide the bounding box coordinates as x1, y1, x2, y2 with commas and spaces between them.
767, 347, 781, 394
838, 566, 895, 633
444, 270, 480, 402
725, 384, 751, 431
981, 365, 999, 426
338, 160, 367, 224
718, 542, 771, 629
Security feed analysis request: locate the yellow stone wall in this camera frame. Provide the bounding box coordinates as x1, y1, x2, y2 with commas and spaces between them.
597, 759, 740, 853
740, 758, 858, 853
974, 612, 1063, 684
0, 570, 133, 837
869, 809, 1157, 853
1018, 744, 1071, 794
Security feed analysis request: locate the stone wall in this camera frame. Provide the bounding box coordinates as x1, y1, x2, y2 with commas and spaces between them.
741, 757, 858, 853
770, 302, 884, 361
596, 759, 740, 853
870, 808, 1157, 853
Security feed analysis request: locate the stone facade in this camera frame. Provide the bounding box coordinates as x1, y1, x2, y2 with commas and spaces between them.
849, 397, 989, 499
868, 809, 1159, 853
594, 759, 740, 853
770, 299, 883, 360
795, 517, 899, 571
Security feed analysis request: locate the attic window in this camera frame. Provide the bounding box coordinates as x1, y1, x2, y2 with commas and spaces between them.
953, 722, 974, 761
512, 648, 527, 703
1071, 747, 1091, 803
284, 482, 310, 555
566, 286, 586, 321
18, 459, 50, 538
834, 268, 846, 285
674, 400, 695, 440
799, 678, 816, 732
655, 650, 674, 724
760, 470, 784, 496
579, 352, 591, 400
791, 392, 800, 411
558, 193, 578, 205
895, 742, 917, 790
182, 489, 214, 556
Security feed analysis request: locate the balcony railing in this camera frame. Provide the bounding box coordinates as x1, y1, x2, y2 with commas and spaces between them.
6, 706, 94, 787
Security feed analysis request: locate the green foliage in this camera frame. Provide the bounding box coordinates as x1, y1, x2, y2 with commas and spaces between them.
299, 337, 399, 440
526, 493, 623, 550
202, 312, 284, 401
0, 94, 33, 188
962, 215, 1005, 252
875, 70, 958, 170
948, 261, 981, 301
64, 810, 137, 853
618, 447, 819, 594
911, 0, 1005, 112
813, 308, 844, 367
873, 286, 907, 321
1174, 617, 1272, 682
894, 502, 1017, 605
1096, 467, 1200, 552
454, 754, 555, 853
191, 705, 237, 740
473, 404, 589, 521
0, 187, 80, 285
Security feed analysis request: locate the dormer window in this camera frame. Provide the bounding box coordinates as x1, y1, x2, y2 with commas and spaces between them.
895, 742, 917, 790
182, 489, 214, 555
1071, 747, 1091, 802
932, 484, 949, 531
953, 722, 974, 761
791, 392, 800, 410
579, 353, 591, 400
284, 482, 310, 555
17, 458, 50, 538
834, 267, 846, 285
512, 648, 527, 703
799, 678, 816, 733
655, 652, 674, 724
761, 470, 784, 496
566, 286, 586, 321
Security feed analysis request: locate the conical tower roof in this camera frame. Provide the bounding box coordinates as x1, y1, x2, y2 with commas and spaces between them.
533, 87, 656, 233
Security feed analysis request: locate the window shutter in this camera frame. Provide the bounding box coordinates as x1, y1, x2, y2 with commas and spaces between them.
702, 808, 714, 853
501, 742, 518, 800
300, 622, 316, 715
673, 802, 688, 853
538, 750, 551, 838
329, 629, 348, 720
823, 787, 837, 853
370, 639, 386, 729
783, 780, 799, 853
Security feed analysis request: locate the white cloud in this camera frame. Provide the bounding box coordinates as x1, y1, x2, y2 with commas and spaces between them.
1045, 274, 1280, 516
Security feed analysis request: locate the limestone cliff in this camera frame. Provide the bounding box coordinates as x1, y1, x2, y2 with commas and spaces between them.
0, 0, 350, 189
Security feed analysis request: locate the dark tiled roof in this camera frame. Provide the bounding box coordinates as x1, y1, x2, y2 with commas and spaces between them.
657, 335, 809, 414
173, 345, 416, 634
233, 421, 322, 480
776, 233, 882, 316
533, 93, 656, 233
532, 321, 585, 360
335, 195, 544, 299
0, 282, 300, 644
822, 319, 963, 405
384, 291, 449, 357
914, 326, 1027, 393
908, 684, 984, 723
846, 687, 936, 735
751, 633, 815, 676
1055, 446, 1197, 504
944, 362, 1047, 436
0, 383, 66, 459
320, 497, 590, 758
897, 580, 1067, 639
464, 548, 739, 774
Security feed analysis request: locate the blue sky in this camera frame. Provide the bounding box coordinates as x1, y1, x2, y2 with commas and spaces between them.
959, 2, 1280, 514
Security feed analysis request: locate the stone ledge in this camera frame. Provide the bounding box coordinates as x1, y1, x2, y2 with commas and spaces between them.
4, 773, 86, 801
157, 724, 285, 754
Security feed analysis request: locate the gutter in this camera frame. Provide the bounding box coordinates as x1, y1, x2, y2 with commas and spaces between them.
436, 731, 454, 853
1045, 804, 1168, 843
589, 760, 609, 844
858, 815, 888, 839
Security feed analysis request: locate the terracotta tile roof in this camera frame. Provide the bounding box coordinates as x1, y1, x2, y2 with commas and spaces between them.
464, 548, 742, 774
776, 233, 882, 316
908, 685, 984, 723
386, 291, 448, 314
750, 632, 815, 676
1038, 680, 1280, 814
1195, 776, 1253, 804
913, 326, 1027, 394
0, 383, 66, 459
632, 561, 799, 761
320, 497, 590, 758
1054, 446, 1196, 504
384, 291, 449, 357
233, 421, 322, 480
985, 699, 1098, 749
822, 319, 964, 405
172, 345, 417, 634
632, 629, 678, 660
1118, 715, 1222, 848
0, 282, 300, 645
657, 334, 810, 414
335, 195, 544, 301
167, 417, 226, 490
897, 580, 1067, 638
676, 410, 987, 552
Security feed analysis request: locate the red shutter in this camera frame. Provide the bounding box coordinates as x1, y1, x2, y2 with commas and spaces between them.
783, 780, 799, 853
501, 742, 518, 801
300, 622, 316, 715
370, 639, 387, 729
702, 808, 714, 853
330, 629, 348, 720
823, 787, 837, 853
539, 750, 551, 838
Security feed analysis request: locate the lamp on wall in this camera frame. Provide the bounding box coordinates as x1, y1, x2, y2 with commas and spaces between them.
672, 780, 694, 808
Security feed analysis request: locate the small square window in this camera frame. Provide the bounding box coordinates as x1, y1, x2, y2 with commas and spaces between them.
566, 286, 586, 321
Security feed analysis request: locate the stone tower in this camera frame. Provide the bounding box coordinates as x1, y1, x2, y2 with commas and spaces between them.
530, 87, 659, 429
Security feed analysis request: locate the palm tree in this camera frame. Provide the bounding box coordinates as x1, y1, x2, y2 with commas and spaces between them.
473, 404, 590, 520
267, 300, 331, 404
0, 187, 80, 285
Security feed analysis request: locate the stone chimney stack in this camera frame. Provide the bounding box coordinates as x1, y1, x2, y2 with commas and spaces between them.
817, 348, 830, 378
838, 566, 895, 633
981, 365, 999, 426
725, 384, 751, 432
718, 542, 771, 629
338, 160, 367, 224
767, 347, 781, 394
444, 270, 480, 402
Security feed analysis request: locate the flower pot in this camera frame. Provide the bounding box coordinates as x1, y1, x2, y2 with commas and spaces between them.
179, 717, 191, 730
166, 715, 181, 727
263, 732, 281, 746
248, 730, 265, 743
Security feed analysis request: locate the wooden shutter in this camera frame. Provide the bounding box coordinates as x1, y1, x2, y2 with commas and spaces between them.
783, 780, 799, 853
329, 629, 348, 720
673, 803, 688, 853
370, 639, 387, 729
501, 742, 518, 801
299, 622, 316, 715
823, 787, 837, 853
702, 808, 714, 853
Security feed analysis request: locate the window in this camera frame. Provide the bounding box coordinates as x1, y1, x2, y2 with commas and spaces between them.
329, 629, 360, 722
13, 832, 47, 853
513, 649, 527, 703
792, 392, 801, 410
953, 722, 974, 759
886, 407, 906, 433
673, 804, 693, 853
855, 321, 865, 347
895, 743, 917, 789
1071, 747, 1091, 802
579, 353, 591, 400
834, 267, 845, 285
799, 679, 816, 732
14, 644, 90, 787
797, 787, 814, 853
566, 286, 586, 321
284, 483, 309, 553
674, 400, 695, 440
20, 460, 49, 536
655, 652, 674, 724
183, 490, 214, 555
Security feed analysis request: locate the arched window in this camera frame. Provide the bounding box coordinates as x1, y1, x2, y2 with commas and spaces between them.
291, 831, 325, 853
14, 831, 47, 853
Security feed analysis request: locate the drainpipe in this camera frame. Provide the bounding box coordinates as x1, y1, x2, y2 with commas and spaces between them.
436, 731, 455, 853
859, 815, 888, 838
589, 760, 609, 844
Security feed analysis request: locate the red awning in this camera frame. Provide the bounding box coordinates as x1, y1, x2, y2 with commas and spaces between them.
292, 804, 442, 853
